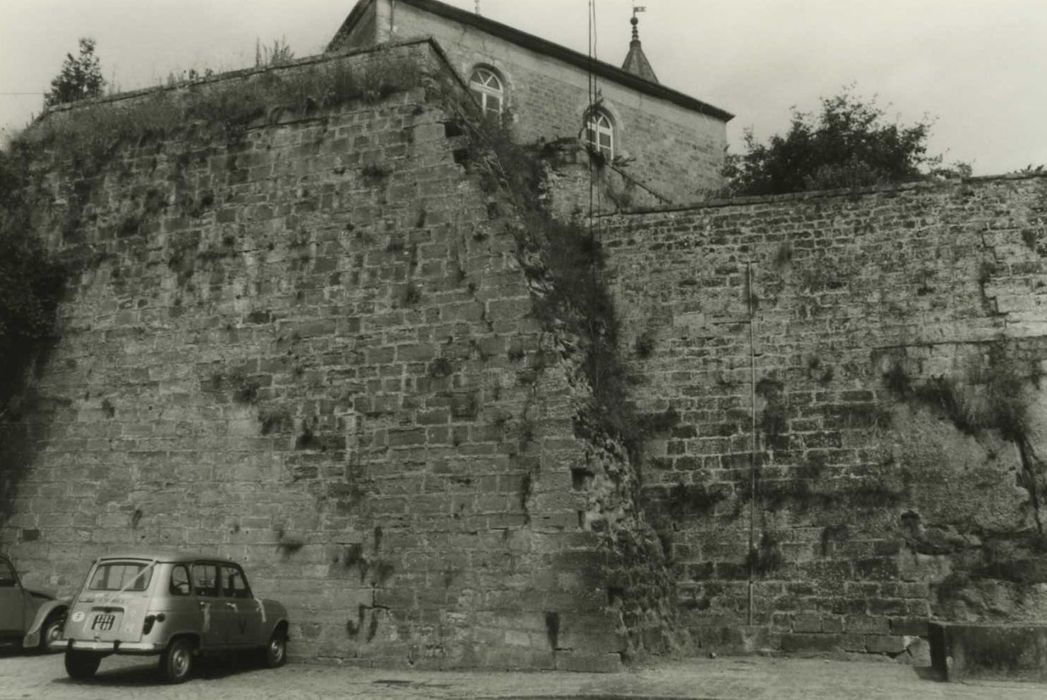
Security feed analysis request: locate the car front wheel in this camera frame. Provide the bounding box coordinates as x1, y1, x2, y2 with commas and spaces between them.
263, 629, 287, 668
64, 650, 101, 679
160, 637, 194, 684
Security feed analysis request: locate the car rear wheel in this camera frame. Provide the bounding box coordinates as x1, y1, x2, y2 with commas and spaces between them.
263, 628, 287, 668
40, 611, 66, 652
160, 637, 194, 684
64, 650, 101, 679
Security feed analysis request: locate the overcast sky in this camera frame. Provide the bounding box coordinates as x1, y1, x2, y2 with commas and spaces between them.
2, 0, 1045, 175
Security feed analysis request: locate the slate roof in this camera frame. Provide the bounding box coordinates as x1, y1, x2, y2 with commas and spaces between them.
328, 0, 732, 122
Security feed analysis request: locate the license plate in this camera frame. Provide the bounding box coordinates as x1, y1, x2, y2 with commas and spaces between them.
91, 613, 116, 631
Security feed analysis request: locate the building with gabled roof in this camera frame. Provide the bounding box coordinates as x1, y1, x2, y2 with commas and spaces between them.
327, 0, 732, 208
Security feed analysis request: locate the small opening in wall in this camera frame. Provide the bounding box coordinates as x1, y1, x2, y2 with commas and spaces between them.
544, 611, 561, 650
443, 119, 465, 138
452, 148, 471, 166
571, 468, 594, 491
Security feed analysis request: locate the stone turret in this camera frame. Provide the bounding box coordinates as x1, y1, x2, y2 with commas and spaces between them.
621, 10, 659, 83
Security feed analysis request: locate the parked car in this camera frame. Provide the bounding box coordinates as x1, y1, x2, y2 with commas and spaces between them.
62, 552, 289, 683
0, 552, 68, 652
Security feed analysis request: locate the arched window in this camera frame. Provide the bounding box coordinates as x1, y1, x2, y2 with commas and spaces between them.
585, 108, 614, 160
469, 66, 505, 117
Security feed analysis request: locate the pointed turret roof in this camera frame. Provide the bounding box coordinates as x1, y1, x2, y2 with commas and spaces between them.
621, 13, 658, 84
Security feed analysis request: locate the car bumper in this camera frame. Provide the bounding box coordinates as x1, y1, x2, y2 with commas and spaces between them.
65, 640, 164, 654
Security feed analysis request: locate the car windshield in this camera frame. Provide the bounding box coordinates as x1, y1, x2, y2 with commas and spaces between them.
88, 562, 153, 591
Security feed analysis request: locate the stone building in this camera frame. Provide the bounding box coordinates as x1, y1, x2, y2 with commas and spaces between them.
327, 0, 733, 208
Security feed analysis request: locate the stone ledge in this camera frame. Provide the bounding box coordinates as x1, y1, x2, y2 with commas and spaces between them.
929, 621, 1047, 682
597, 171, 1047, 218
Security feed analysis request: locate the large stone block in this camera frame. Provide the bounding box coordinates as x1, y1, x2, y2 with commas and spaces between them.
554, 652, 623, 673
779, 633, 841, 654
929, 622, 1047, 682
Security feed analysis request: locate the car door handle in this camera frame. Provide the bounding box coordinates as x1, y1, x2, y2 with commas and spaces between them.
224, 602, 237, 610
198, 601, 209, 609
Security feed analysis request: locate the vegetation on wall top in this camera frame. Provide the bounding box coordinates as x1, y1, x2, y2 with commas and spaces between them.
255, 37, 295, 68
722, 87, 969, 196
24, 51, 426, 180
44, 37, 106, 108
0, 48, 429, 414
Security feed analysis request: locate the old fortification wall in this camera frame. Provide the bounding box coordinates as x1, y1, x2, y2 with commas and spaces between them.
603, 176, 1047, 657
0, 41, 675, 671
6, 36, 1047, 672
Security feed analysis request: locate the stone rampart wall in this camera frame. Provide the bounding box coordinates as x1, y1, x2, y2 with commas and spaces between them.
0, 42, 656, 671
7, 38, 1047, 669
603, 176, 1047, 656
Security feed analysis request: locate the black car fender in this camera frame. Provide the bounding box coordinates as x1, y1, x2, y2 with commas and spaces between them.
22, 597, 68, 648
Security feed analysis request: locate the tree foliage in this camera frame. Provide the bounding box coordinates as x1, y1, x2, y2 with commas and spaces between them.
723, 89, 957, 197
44, 38, 105, 108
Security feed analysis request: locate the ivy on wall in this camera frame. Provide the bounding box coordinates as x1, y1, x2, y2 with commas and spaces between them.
0, 145, 68, 408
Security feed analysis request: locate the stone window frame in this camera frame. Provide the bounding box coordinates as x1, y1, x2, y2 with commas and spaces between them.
584, 107, 615, 160
468, 65, 506, 117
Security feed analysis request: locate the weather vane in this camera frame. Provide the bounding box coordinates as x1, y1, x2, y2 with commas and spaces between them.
631, 4, 646, 40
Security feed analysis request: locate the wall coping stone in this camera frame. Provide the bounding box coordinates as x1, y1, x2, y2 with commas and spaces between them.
597, 172, 1047, 219
38, 37, 468, 120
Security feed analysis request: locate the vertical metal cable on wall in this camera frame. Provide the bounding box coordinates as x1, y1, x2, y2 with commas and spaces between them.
747, 261, 758, 626
586, 0, 601, 391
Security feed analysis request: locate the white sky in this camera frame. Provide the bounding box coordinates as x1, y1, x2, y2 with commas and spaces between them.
2, 0, 1045, 175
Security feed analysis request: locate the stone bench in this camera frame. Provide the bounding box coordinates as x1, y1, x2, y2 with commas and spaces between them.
928, 621, 1047, 682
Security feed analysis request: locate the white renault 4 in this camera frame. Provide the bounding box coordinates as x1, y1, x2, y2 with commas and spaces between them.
62, 552, 290, 683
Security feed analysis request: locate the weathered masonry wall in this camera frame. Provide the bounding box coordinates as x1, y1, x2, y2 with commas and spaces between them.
330, 0, 728, 206
603, 176, 1047, 657
10, 37, 1047, 672
0, 42, 670, 671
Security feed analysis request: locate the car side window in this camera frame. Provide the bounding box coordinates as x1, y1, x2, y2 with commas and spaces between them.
191, 563, 218, 597
222, 565, 251, 599
0, 558, 17, 587
170, 565, 191, 596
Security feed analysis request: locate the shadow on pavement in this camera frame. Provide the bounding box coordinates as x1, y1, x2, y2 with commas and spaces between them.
0, 642, 65, 658
0, 643, 23, 658
52, 652, 270, 688
912, 665, 945, 682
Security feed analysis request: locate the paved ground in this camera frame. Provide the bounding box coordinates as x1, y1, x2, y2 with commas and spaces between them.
1, 649, 1045, 699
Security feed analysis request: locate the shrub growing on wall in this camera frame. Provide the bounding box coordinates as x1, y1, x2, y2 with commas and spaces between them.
722, 87, 966, 196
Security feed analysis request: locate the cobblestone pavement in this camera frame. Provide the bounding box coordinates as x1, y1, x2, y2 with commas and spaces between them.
2, 649, 1046, 699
